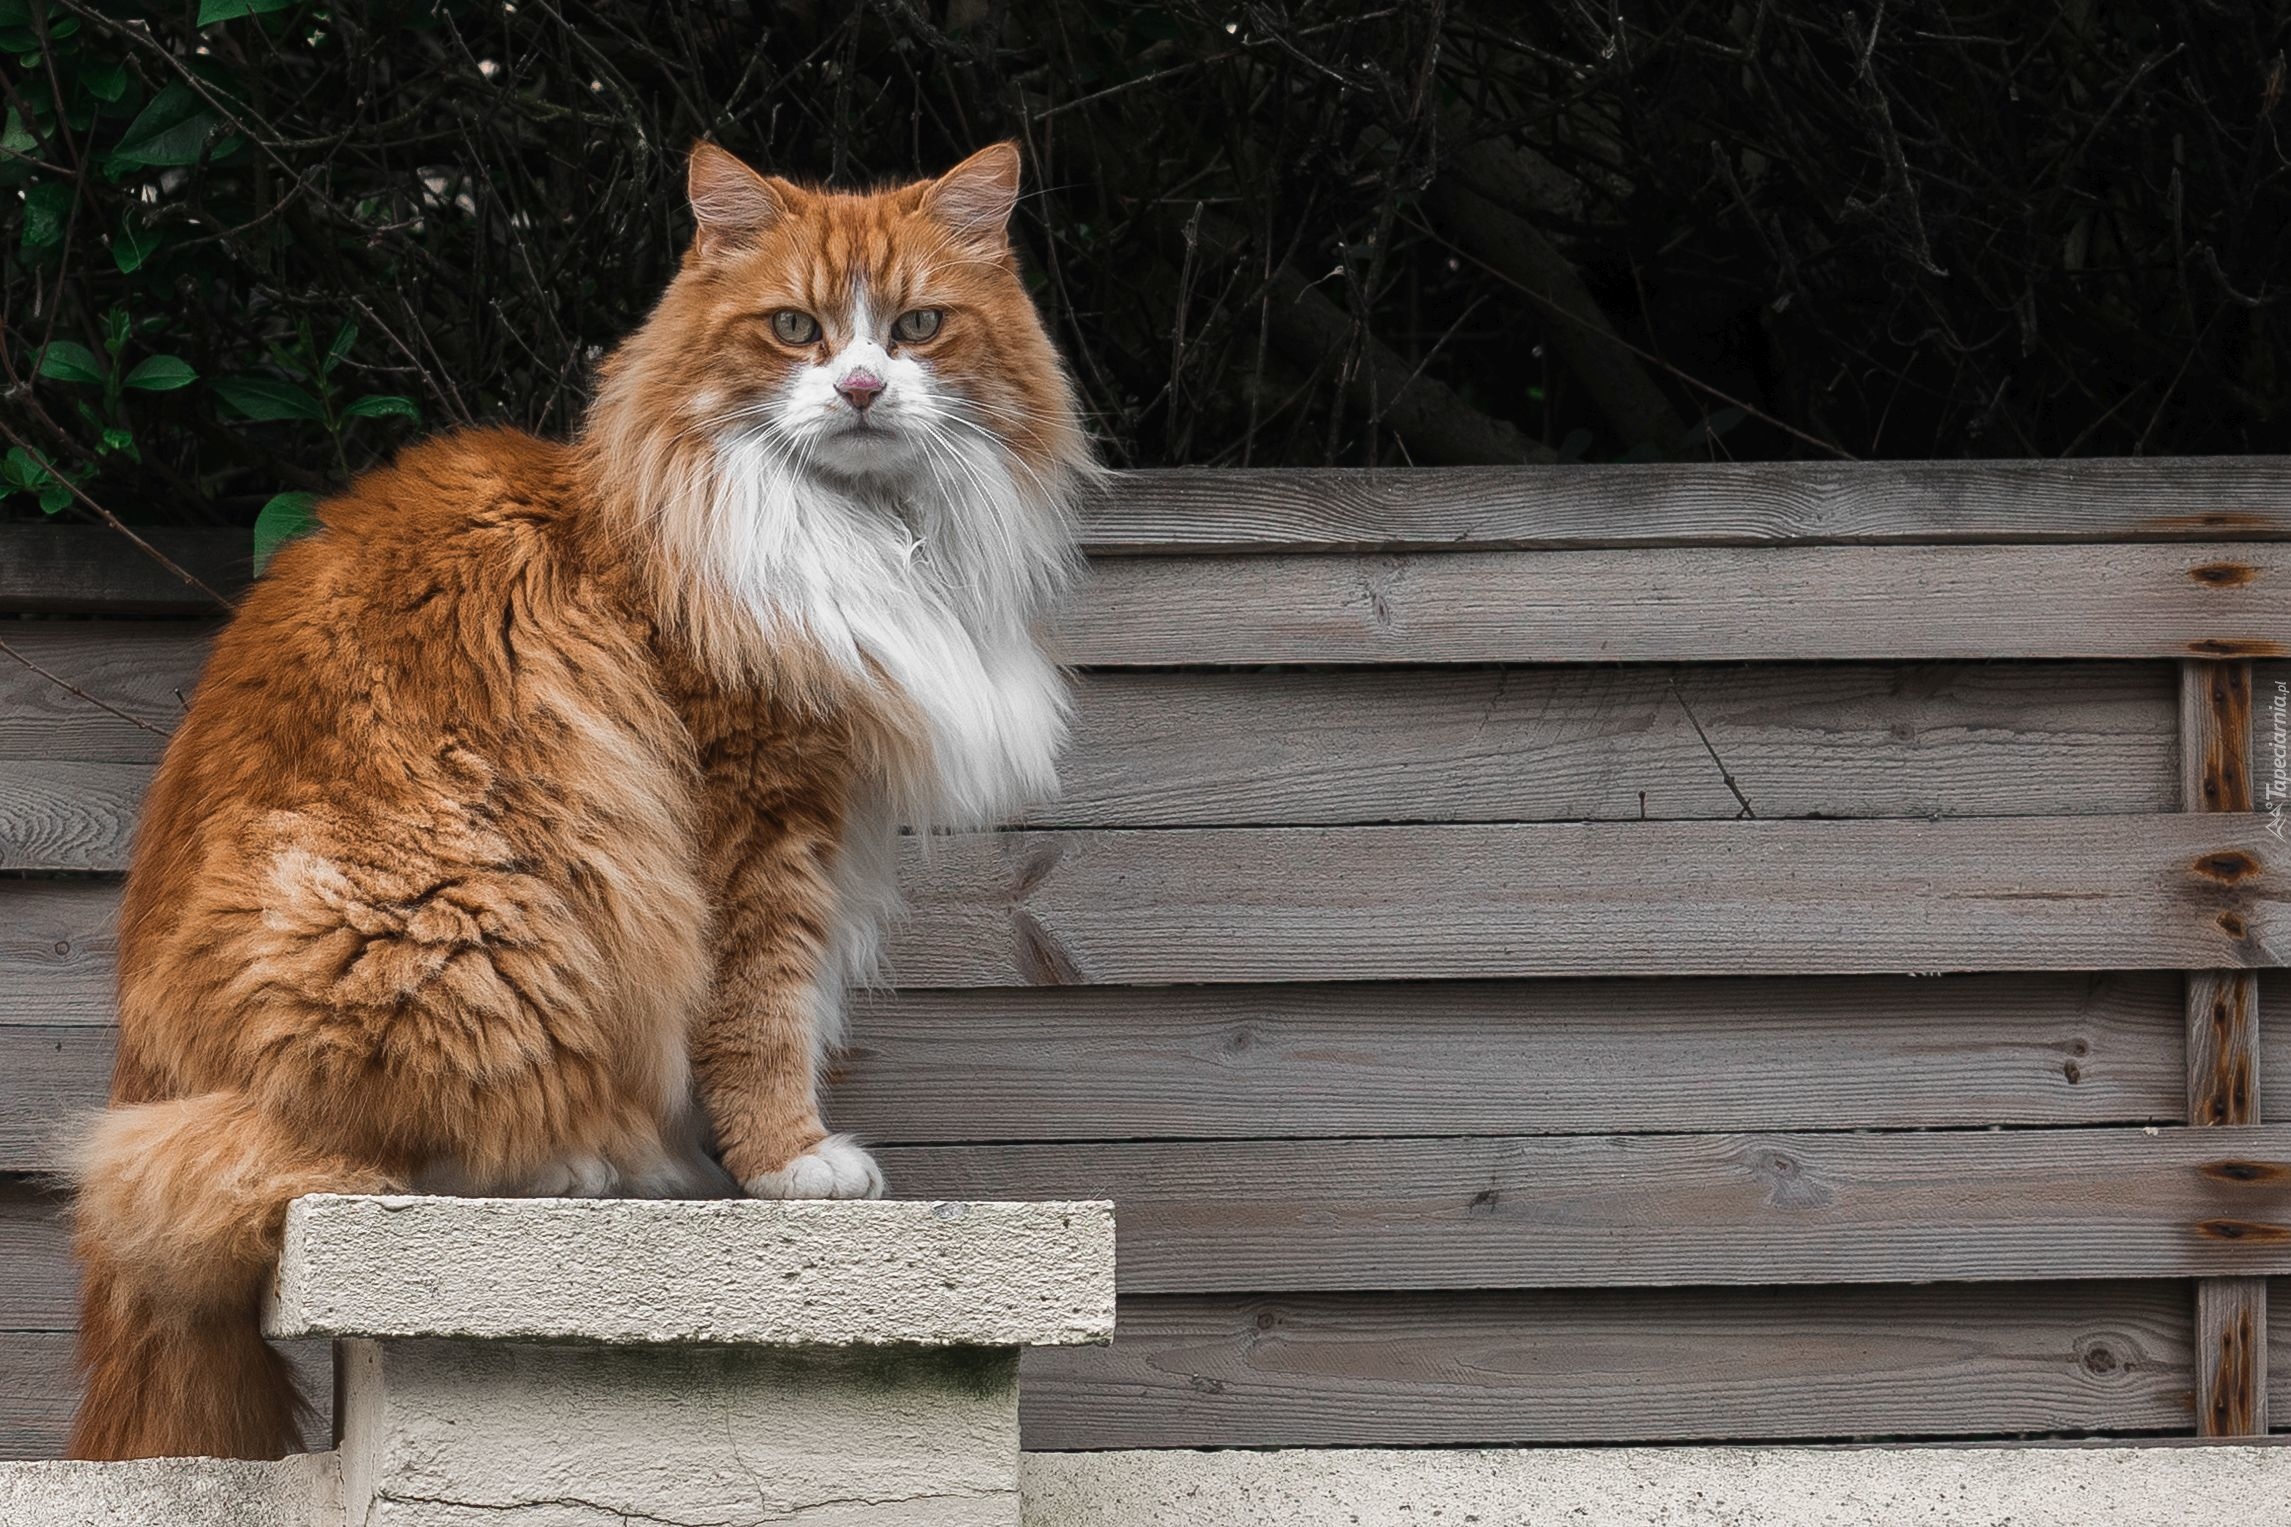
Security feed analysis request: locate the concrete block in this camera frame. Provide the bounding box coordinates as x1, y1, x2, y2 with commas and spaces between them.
267, 1195, 1115, 1348
340, 1337, 1020, 1526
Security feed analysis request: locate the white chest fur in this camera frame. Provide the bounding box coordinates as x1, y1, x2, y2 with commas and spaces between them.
702, 430, 1073, 833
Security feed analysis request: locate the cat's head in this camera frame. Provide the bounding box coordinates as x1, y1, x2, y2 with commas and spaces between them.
627, 140, 1087, 496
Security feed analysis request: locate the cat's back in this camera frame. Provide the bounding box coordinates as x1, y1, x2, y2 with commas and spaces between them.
116, 426, 702, 1098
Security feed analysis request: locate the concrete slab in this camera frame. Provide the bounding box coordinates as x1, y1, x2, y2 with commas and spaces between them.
265, 1194, 1115, 1348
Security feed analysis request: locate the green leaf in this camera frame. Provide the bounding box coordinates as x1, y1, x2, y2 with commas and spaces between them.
198, 0, 295, 21
252, 490, 320, 573
102, 309, 129, 355
106, 82, 221, 171
343, 393, 418, 421
323, 320, 359, 375
123, 354, 197, 391
212, 374, 323, 421
20, 180, 68, 249
35, 340, 104, 384
37, 481, 71, 513
1, 106, 35, 155
80, 59, 127, 104
99, 426, 138, 461
1, 445, 45, 490
112, 218, 160, 273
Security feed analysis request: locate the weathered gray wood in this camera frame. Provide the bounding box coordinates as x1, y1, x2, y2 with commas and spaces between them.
2198, 1277, 2269, 1438
0, 881, 114, 1026
1059, 544, 2291, 665
1016, 1284, 2195, 1448
0, 1334, 328, 1460
0, 526, 247, 614
0, 1182, 71, 1329
0, 1028, 110, 1169
0, 625, 2183, 827
874, 1127, 2291, 1292
9, 816, 2282, 996
1078, 460, 2291, 553
0, 1286, 2188, 1459
1047, 662, 2179, 828
0, 762, 143, 873
0, 973, 2190, 1170
890, 815, 2287, 984
2183, 658, 2269, 1438
0, 622, 205, 763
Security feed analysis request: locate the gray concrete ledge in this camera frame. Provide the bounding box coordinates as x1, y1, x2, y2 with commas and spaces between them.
1020, 1444, 2291, 1526
265, 1194, 1115, 1348
0, 1454, 338, 1527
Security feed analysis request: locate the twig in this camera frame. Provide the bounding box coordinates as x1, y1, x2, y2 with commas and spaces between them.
0, 636, 173, 738
1667, 674, 1756, 819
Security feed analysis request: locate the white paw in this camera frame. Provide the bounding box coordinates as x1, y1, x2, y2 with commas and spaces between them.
743, 1135, 885, 1200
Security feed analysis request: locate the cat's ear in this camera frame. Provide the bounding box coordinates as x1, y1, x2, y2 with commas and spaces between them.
922, 142, 1022, 246
687, 142, 791, 258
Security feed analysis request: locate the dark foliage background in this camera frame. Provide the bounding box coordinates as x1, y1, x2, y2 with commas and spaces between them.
5, 0, 2291, 537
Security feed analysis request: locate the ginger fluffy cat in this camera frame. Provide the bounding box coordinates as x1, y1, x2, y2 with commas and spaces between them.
67, 141, 1090, 1461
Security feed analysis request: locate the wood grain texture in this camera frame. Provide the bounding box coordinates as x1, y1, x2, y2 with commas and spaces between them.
0, 880, 114, 1026
0, 1183, 70, 1329
889, 815, 2287, 984
0, 1286, 2190, 1458
2199, 1277, 2269, 1437
1057, 544, 2291, 665
8, 815, 2283, 996
0, 625, 2182, 828
1016, 1285, 2196, 1448
2183, 658, 2269, 1439
1046, 662, 2179, 828
875, 1127, 2291, 1292
0, 761, 143, 873
0, 526, 246, 614
0, 1334, 328, 1460
0, 973, 2189, 1169
1077, 460, 2291, 553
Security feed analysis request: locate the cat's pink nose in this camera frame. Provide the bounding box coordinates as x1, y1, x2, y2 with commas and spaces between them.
836, 370, 885, 410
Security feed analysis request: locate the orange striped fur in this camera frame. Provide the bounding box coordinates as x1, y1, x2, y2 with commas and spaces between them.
68, 142, 1090, 1459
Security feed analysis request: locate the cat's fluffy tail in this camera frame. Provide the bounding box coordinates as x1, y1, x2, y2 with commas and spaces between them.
65, 1091, 393, 1460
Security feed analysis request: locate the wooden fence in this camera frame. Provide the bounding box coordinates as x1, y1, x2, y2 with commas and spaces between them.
2, 459, 2289, 1456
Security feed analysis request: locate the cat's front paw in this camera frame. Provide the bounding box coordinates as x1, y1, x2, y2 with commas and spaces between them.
743, 1134, 886, 1200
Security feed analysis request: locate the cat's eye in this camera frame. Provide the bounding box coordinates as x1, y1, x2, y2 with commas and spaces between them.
770, 310, 820, 345
892, 308, 943, 343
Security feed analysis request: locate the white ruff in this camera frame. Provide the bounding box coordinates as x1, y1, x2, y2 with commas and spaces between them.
684, 428, 1081, 1024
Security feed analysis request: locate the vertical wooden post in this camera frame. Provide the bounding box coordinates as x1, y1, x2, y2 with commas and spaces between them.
2182, 659, 2266, 1437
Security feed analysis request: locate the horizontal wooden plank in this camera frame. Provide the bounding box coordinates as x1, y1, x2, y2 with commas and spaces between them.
0, 526, 247, 615
1080, 460, 2291, 553
0, 658, 2188, 871
1017, 1285, 2195, 1447
0, 1332, 328, 1461
1058, 544, 2291, 665
892, 815, 2288, 984
10, 540, 2287, 663
0, 1284, 2195, 1457
0, 622, 2185, 827
876, 1126, 2291, 1291
12, 461, 2290, 617
0, 972, 2191, 1170
8, 816, 2284, 994
1047, 662, 2180, 828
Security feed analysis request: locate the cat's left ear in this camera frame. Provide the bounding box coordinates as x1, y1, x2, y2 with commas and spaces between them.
922, 142, 1022, 248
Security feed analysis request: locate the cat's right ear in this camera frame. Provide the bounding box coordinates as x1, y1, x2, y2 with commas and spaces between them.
687, 143, 791, 259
